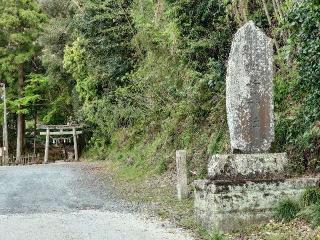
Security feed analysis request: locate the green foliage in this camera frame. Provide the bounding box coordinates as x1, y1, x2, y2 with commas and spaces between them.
274, 0, 320, 170
274, 198, 300, 221
299, 203, 320, 227
0, 0, 47, 111
38, 0, 77, 124
59, 0, 232, 174
1, 0, 318, 175
60, 0, 319, 176
64, 37, 94, 101
0, 0, 46, 68
77, 0, 135, 92
298, 188, 320, 227
9, 73, 49, 114
62, 0, 136, 143
0, 0, 48, 152
275, 189, 320, 227
210, 230, 226, 240
301, 188, 320, 207
157, 159, 168, 174
207, 130, 227, 155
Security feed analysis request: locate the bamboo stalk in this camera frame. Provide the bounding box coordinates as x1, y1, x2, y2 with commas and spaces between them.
271, 0, 281, 22
262, 0, 280, 52
275, 0, 284, 20
262, 0, 272, 26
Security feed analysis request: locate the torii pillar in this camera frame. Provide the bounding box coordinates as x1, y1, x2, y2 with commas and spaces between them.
73, 127, 79, 161
44, 128, 50, 164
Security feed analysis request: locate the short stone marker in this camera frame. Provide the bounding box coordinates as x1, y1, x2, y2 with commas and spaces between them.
193, 21, 320, 232
176, 150, 188, 200
226, 20, 274, 153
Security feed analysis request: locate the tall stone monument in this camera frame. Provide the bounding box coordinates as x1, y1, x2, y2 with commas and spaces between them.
193, 21, 320, 232
226, 21, 274, 153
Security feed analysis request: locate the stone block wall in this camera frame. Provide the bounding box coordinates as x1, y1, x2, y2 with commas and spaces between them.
194, 177, 320, 232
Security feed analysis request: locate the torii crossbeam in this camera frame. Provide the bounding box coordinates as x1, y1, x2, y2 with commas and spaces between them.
37, 124, 84, 163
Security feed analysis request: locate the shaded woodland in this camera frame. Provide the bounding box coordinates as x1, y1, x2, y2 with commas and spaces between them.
0, 0, 319, 174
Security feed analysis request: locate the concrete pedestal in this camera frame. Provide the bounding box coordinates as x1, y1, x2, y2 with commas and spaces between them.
193, 153, 320, 232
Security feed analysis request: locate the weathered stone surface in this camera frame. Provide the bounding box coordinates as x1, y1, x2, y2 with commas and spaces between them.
176, 150, 188, 200
208, 153, 288, 180
194, 177, 320, 232
226, 21, 274, 153
192, 21, 308, 233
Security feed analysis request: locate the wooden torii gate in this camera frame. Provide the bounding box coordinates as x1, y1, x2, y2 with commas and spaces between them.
37, 125, 83, 163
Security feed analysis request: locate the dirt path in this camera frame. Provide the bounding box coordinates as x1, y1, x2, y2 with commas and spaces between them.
0, 162, 193, 240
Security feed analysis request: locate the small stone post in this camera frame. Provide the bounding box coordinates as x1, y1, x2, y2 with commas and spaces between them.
73, 127, 79, 161
176, 150, 188, 200
44, 128, 50, 164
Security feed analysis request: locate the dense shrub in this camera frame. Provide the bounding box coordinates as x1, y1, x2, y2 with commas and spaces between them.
301, 188, 320, 207
274, 198, 300, 221
274, 0, 320, 171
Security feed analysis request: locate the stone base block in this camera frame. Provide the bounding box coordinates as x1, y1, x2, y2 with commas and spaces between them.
194, 177, 320, 232
208, 153, 288, 180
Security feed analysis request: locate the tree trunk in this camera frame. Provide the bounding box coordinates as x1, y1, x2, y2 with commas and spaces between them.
16, 64, 25, 163
2, 83, 9, 165
33, 110, 37, 155
262, 0, 280, 52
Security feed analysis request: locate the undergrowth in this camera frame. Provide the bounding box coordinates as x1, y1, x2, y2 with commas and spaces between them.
275, 188, 320, 227
274, 198, 301, 221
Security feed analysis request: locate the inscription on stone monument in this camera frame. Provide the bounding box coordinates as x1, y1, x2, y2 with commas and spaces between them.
226, 21, 274, 153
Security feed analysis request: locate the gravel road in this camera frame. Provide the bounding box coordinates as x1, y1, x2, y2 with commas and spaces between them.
0, 162, 193, 240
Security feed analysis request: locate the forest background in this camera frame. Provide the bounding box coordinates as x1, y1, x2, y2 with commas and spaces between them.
0, 0, 319, 178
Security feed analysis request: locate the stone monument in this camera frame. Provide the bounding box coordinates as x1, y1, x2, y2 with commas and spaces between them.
193, 21, 320, 232
226, 21, 274, 153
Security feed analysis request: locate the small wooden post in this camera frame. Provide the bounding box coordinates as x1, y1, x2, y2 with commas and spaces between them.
44, 128, 50, 164
176, 150, 188, 200
73, 127, 79, 161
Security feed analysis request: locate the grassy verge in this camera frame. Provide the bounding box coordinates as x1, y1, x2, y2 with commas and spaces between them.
101, 160, 214, 239
229, 219, 320, 240
93, 159, 320, 240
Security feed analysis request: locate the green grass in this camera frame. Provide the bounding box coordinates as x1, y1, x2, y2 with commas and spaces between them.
210, 230, 226, 240
301, 188, 320, 207
274, 188, 320, 229
299, 203, 320, 227
274, 198, 301, 221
